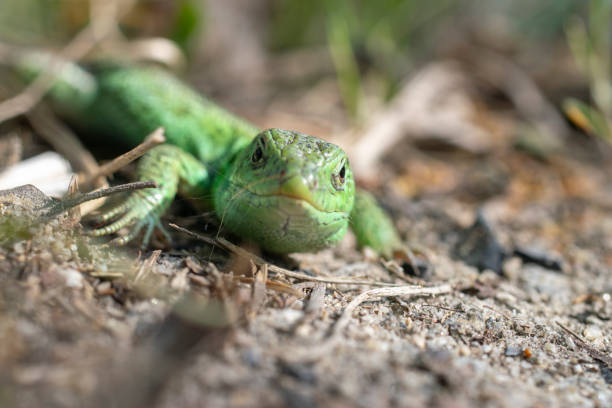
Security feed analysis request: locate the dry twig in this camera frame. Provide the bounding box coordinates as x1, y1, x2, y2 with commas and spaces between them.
556, 322, 612, 368
284, 283, 453, 362
78, 127, 166, 189
0, 0, 135, 124
26, 104, 101, 182
43, 180, 156, 217
169, 223, 404, 287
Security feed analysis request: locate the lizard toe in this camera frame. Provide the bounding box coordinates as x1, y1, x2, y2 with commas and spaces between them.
89, 209, 139, 237
109, 215, 168, 248
109, 217, 147, 246
88, 187, 171, 246
95, 200, 131, 222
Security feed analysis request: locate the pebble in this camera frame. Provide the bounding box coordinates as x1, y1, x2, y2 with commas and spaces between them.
412, 334, 426, 349
458, 345, 471, 356
504, 345, 522, 357
495, 291, 517, 304
295, 323, 312, 338
543, 343, 557, 355
96, 281, 111, 294
276, 309, 304, 327
428, 336, 454, 349
13, 241, 25, 254
509, 364, 520, 377
58, 267, 83, 288
404, 317, 413, 331
583, 325, 603, 342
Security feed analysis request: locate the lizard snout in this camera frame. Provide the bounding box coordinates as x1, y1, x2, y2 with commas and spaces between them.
274, 174, 321, 211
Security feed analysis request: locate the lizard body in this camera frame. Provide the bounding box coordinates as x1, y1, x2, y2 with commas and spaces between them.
15, 55, 401, 255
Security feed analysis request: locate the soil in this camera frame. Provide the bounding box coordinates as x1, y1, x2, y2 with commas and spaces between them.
1, 126, 611, 408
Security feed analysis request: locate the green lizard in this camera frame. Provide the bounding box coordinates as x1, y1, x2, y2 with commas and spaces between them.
13, 53, 402, 255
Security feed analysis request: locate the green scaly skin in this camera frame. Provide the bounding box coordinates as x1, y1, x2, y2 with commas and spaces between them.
16, 56, 402, 255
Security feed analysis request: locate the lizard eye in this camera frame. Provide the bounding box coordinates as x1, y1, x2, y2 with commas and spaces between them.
332, 162, 347, 191
252, 146, 263, 163
251, 136, 266, 164
338, 165, 346, 183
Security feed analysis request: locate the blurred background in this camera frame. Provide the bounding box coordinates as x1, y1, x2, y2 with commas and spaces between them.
0, 4, 611, 406
0, 0, 610, 205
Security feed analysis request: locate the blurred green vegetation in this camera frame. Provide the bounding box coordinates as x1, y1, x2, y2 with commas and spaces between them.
564, 0, 612, 143
269, 0, 458, 116
0, 0, 68, 44
0, 0, 605, 127
268, 0, 583, 118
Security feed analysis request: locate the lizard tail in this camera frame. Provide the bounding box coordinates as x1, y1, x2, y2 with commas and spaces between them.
8, 50, 98, 115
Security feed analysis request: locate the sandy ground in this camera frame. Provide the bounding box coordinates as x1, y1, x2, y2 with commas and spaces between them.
1, 143, 610, 408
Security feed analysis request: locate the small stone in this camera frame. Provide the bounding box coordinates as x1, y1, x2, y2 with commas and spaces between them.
573, 364, 584, 374
543, 343, 557, 355
13, 241, 25, 254
96, 281, 112, 294
495, 291, 517, 304
58, 267, 83, 288
412, 334, 426, 349
509, 364, 520, 377
505, 345, 522, 357
428, 336, 453, 349
502, 257, 522, 280
295, 324, 312, 338
404, 317, 413, 331
276, 309, 303, 328
583, 325, 603, 342
458, 345, 471, 356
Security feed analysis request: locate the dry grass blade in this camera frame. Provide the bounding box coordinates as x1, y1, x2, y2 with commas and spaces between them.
235, 275, 303, 298
556, 322, 612, 367
333, 285, 453, 340
44, 180, 156, 217
0, 131, 22, 170
472, 49, 571, 144
284, 283, 453, 362
78, 127, 166, 189
26, 105, 105, 213
0, 0, 135, 124
169, 223, 403, 287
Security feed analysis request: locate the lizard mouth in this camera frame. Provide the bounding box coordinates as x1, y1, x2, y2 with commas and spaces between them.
246, 189, 336, 214
241, 174, 343, 214
271, 192, 326, 212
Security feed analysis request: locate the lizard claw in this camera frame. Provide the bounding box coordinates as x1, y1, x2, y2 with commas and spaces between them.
89, 188, 172, 247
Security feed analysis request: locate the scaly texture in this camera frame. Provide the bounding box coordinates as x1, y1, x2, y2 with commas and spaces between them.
19, 58, 403, 254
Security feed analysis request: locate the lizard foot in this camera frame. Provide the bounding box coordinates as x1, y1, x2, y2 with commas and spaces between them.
88, 188, 172, 248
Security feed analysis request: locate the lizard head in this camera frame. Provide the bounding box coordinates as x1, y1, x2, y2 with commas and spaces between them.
213, 128, 355, 253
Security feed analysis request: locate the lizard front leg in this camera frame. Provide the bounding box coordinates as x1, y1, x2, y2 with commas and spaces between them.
349, 189, 402, 258
90, 145, 209, 246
